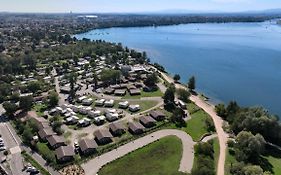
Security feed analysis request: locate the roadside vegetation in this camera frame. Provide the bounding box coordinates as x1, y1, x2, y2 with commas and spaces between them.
22, 151, 51, 175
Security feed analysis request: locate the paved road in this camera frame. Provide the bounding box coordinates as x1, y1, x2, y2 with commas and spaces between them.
160, 72, 229, 175
0, 105, 27, 175
82, 129, 195, 175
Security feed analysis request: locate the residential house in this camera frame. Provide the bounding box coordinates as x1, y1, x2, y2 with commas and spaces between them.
94, 129, 113, 145
129, 105, 140, 112
139, 116, 157, 128
128, 122, 145, 135
109, 122, 126, 136
78, 139, 98, 155
55, 146, 75, 162
150, 110, 166, 121
47, 135, 66, 149
38, 128, 56, 140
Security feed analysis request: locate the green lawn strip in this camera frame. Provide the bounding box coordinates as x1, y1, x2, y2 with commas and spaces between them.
261, 146, 281, 175
122, 89, 163, 99
213, 138, 220, 173
33, 103, 48, 116
186, 102, 200, 115
22, 151, 51, 175
98, 136, 186, 175
183, 109, 210, 141
225, 147, 237, 175
36, 142, 57, 166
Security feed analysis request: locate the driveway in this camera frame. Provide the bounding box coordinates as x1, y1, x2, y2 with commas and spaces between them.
81, 129, 195, 175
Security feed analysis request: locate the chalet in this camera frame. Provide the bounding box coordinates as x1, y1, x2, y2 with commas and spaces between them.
78, 95, 87, 103
178, 100, 187, 109
109, 122, 126, 136
55, 146, 75, 162
139, 116, 156, 128
105, 113, 119, 122
47, 135, 66, 149
65, 116, 79, 125
114, 89, 126, 96
129, 105, 140, 112
82, 98, 93, 106
78, 139, 98, 155
128, 122, 145, 135
78, 118, 91, 127
129, 89, 141, 96
118, 101, 129, 109
104, 88, 115, 95
95, 99, 105, 106
93, 116, 106, 125
38, 128, 55, 140
88, 110, 101, 118
94, 129, 113, 145
104, 99, 114, 107
150, 110, 166, 121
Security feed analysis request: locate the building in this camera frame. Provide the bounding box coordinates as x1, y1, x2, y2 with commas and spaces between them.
128, 122, 145, 135
139, 116, 157, 128
78, 139, 98, 155
55, 146, 75, 162
129, 89, 141, 96
38, 128, 56, 140
78, 118, 91, 127
88, 110, 101, 118
178, 100, 187, 109
95, 99, 105, 106
109, 122, 126, 136
150, 110, 166, 121
114, 89, 126, 96
47, 135, 66, 149
104, 88, 114, 95
93, 116, 106, 125
82, 98, 93, 106
129, 105, 140, 112
118, 101, 129, 109
105, 113, 119, 122
104, 99, 114, 107
94, 129, 113, 145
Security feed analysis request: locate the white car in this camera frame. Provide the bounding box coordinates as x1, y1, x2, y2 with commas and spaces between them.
0, 143, 4, 147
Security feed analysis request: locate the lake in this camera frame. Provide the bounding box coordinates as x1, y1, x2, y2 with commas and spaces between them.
75, 21, 281, 117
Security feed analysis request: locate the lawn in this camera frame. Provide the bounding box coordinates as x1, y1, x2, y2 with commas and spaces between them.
113, 100, 159, 113
225, 147, 237, 175
36, 142, 56, 165
122, 89, 163, 99
98, 136, 186, 175
213, 138, 220, 173
33, 103, 48, 116
186, 102, 200, 115
183, 109, 210, 141
261, 146, 281, 175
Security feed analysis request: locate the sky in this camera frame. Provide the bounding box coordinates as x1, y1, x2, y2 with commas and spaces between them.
0, 0, 281, 13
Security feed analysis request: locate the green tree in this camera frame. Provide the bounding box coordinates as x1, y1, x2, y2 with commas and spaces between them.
173, 74, 181, 82
144, 73, 158, 87
177, 88, 190, 103
3, 101, 18, 116
188, 76, 196, 91
243, 165, 264, 175
19, 96, 34, 111
235, 131, 265, 162
163, 84, 176, 111
215, 104, 227, 119
100, 69, 121, 85
27, 81, 41, 94
48, 91, 59, 107
171, 107, 186, 127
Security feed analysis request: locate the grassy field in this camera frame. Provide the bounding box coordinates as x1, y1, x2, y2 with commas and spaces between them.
213, 138, 220, 173
122, 89, 163, 99
33, 103, 48, 116
183, 109, 210, 141
22, 151, 51, 175
225, 147, 237, 175
261, 147, 281, 175
98, 136, 186, 175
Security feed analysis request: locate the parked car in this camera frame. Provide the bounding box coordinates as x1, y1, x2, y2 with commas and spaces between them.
0, 147, 7, 151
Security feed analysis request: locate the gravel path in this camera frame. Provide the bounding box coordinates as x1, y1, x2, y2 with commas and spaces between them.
160, 72, 229, 175
81, 129, 195, 175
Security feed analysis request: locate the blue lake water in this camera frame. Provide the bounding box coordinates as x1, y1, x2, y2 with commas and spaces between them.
75, 21, 281, 117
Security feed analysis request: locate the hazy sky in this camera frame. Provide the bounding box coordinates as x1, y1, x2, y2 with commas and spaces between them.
0, 0, 281, 13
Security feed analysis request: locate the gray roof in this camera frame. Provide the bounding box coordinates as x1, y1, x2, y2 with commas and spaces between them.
78, 139, 98, 152
47, 135, 65, 147
94, 130, 113, 140
38, 128, 55, 139
150, 110, 165, 118
139, 116, 156, 125
128, 122, 145, 132
55, 146, 75, 160
109, 122, 126, 133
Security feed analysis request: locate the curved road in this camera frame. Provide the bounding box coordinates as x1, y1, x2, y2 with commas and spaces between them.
81, 129, 195, 175
160, 72, 229, 175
